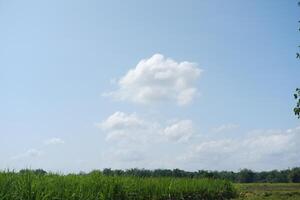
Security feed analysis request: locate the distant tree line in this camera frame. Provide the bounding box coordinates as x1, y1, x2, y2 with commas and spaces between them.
17, 167, 300, 183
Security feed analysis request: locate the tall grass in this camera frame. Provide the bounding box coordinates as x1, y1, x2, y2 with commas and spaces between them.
0, 171, 236, 200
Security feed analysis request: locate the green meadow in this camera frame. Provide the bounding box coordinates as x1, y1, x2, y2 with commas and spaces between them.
2, 171, 300, 200
0, 171, 236, 200
235, 183, 300, 200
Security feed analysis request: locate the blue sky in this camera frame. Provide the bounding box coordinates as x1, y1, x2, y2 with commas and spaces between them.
0, 0, 299, 172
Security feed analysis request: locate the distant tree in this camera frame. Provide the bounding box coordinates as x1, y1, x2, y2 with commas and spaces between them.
153, 169, 173, 177
19, 169, 31, 174
19, 169, 47, 176
237, 169, 255, 183
172, 168, 185, 177
263, 170, 289, 183
88, 170, 102, 176
34, 169, 47, 176
79, 171, 87, 175
103, 168, 113, 176
289, 168, 300, 183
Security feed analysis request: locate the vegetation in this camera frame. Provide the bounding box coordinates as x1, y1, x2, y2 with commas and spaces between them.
294, 88, 300, 118
0, 170, 236, 200
95, 168, 300, 183
2, 169, 300, 200
235, 183, 300, 200
289, 168, 300, 183
294, 2, 300, 118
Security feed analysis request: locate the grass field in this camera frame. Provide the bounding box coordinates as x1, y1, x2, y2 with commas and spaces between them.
0, 171, 236, 200
2, 171, 300, 200
235, 183, 300, 200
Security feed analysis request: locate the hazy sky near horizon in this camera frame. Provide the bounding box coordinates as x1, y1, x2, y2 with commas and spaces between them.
0, 0, 299, 172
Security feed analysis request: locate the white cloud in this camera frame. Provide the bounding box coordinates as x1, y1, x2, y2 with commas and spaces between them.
44, 137, 65, 145
179, 126, 300, 171
25, 149, 43, 157
11, 149, 43, 160
98, 112, 194, 144
163, 120, 194, 142
97, 112, 151, 143
105, 54, 202, 105
98, 112, 145, 131
212, 123, 239, 133
97, 111, 300, 171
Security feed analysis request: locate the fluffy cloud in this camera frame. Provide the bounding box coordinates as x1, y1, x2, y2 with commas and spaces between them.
97, 112, 151, 143
179, 127, 300, 171
98, 112, 300, 170
98, 112, 145, 131
97, 112, 199, 169
44, 137, 65, 145
163, 120, 194, 142
105, 54, 202, 105
98, 112, 194, 143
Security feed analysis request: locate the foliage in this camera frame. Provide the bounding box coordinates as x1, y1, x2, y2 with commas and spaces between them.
0, 171, 237, 200
288, 168, 300, 183
237, 169, 255, 183
86, 168, 300, 183
294, 88, 300, 118
235, 183, 300, 200
19, 169, 47, 176
295, 2, 300, 118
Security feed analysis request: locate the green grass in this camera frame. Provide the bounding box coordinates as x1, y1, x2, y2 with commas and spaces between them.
235, 183, 300, 200
0, 171, 236, 200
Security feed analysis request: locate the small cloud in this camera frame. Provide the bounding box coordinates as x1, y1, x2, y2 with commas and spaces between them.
11, 149, 43, 160
104, 54, 202, 106
44, 137, 65, 145
163, 120, 194, 142
97, 112, 145, 131
96, 112, 154, 144
212, 123, 239, 133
